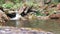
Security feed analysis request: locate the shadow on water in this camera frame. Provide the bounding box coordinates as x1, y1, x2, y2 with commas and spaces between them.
6, 19, 60, 34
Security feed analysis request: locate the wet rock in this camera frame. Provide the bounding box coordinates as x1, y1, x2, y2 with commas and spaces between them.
0, 26, 53, 34
49, 13, 60, 19
47, 32, 53, 34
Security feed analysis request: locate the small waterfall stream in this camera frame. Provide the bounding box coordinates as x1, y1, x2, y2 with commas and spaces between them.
9, 10, 22, 27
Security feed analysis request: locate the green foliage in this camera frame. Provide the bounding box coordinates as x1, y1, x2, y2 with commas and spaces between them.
2, 3, 14, 9
11, 0, 22, 3
52, 0, 60, 5
35, 10, 46, 16
14, 0, 21, 3
0, 0, 60, 16
0, 0, 5, 5
25, 0, 34, 6
11, 3, 22, 10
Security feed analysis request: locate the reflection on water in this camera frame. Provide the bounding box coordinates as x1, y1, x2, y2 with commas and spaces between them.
6, 20, 16, 27
6, 19, 60, 34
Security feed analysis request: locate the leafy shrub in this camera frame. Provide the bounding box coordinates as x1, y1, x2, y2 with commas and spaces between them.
2, 3, 14, 9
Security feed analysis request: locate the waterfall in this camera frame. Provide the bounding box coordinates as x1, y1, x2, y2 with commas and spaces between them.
10, 10, 22, 27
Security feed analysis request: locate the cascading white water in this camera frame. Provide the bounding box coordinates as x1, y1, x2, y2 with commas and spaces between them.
10, 10, 22, 27
9, 6, 33, 27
